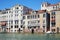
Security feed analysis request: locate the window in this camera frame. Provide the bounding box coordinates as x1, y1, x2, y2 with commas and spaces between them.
16, 25, 18, 28
21, 25, 23, 28
15, 20, 19, 24
27, 16, 30, 19
15, 25, 18, 28
43, 14, 45, 17
53, 6, 57, 9
35, 15, 36, 18
28, 27, 32, 29
51, 12, 55, 15
31, 15, 32, 19
15, 14, 18, 16
15, 25, 16, 28
51, 16, 55, 18
15, 11, 18, 13
15, 30, 16, 32
43, 20, 45, 23
11, 20, 13, 24
51, 22, 56, 27
6, 11, 8, 13
9, 11, 12, 13
53, 6, 54, 9
21, 11, 22, 13
11, 26, 13, 28
21, 7, 22, 9
38, 15, 40, 18
38, 21, 40, 23
23, 16, 25, 19
43, 26, 45, 29
32, 15, 34, 18
15, 7, 19, 9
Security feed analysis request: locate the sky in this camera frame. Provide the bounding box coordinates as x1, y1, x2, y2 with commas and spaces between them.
0, 0, 60, 10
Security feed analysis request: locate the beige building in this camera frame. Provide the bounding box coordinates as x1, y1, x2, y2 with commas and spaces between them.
41, 2, 60, 33
23, 10, 50, 33
49, 10, 60, 33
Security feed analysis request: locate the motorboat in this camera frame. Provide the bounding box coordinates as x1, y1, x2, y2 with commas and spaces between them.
46, 31, 56, 34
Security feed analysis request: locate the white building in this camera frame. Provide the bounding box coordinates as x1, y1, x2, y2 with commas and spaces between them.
0, 4, 32, 32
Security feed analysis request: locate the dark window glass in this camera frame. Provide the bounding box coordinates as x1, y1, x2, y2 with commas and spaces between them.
52, 12, 55, 15
15, 25, 18, 28
21, 25, 23, 28
27, 16, 30, 19
23, 16, 25, 19
43, 14, 45, 17
38, 21, 40, 23
51, 16, 55, 18
51, 22, 56, 27
15, 20, 18, 24
38, 15, 40, 18
11, 26, 13, 28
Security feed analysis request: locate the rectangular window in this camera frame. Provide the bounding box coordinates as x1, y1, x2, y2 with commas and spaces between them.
11, 26, 13, 28
15, 11, 18, 13
15, 20, 19, 24
38, 21, 40, 23
15, 25, 18, 28
35, 15, 36, 18
15, 14, 18, 16
43, 20, 45, 23
31, 15, 32, 19
38, 15, 40, 18
53, 6, 54, 9
43, 14, 45, 17
51, 22, 56, 27
23, 16, 25, 19
27, 16, 30, 19
9, 11, 12, 13
32, 15, 34, 18
51, 12, 55, 15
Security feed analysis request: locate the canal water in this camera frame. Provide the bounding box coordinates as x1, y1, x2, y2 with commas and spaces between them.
0, 33, 60, 40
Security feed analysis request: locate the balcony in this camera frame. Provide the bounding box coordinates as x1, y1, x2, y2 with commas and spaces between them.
0, 22, 7, 26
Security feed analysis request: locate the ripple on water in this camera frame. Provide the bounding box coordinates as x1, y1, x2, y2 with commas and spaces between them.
0, 33, 60, 40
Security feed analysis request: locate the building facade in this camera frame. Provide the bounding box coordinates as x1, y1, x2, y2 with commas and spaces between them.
41, 2, 60, 11
23, 10, 50, 33
0, 4, 32, 32
49, 10, 60, 33
41, 2, 60, 33
0, 2, 60, 33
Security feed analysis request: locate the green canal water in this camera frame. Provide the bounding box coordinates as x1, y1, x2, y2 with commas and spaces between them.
0, 33, 60, 40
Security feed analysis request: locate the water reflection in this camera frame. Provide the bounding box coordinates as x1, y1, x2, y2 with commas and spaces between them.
45, 34, 60, 40
0, 33, 60, 40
